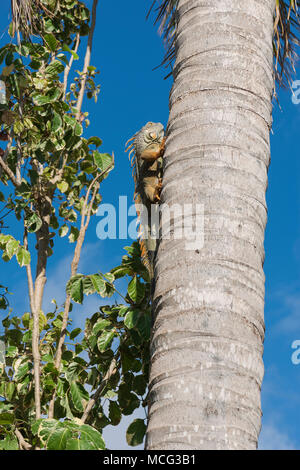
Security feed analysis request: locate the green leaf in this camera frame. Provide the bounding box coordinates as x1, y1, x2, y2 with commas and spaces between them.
68, 226, 79, 243
62, 44, 79, 60
137, 313, 151, 340
65, 362, 80, 384
127, 277, 145, 304
104, 273, 115, 283
65, 438, 80, 450
88, 136, 102, 147
0, 434, 19, 450
32, 419, 71, 450
22, 312, 30, 328
5, 238, 19, 259
109, 401, 121, 426
111, 266, 133, 279
0, 412, 15, 425
59, 224, 69, 237
44, 34, 58, 52
118, 384, 140, 415
132, 375, 147, 396
5, 51, 13, 65
74, 122, 83, 137
57, 181, 69, 193
45, 60, 65, 79
90, 274, 106, 296
32, 87, 61, 105
13, 120, 24, 134
67, 276, 84, 304
126, 419, 146, 447
119, 306, 130, 317
79, 424, 105, 450
70, 382, 84, 412
97, 330, 115, 352
70, 328, 81, 340
20, 45, 29, 57
6, 346, 18, 357
93, 319, 111, 335
93, 152, 113, 172
52, 112, 62, 132
25, 213, 42, 233
14, 360, 30, 382
29, 59, 42, 70
16, 247, 31, 267
124, 310, 140, 329
47, 426, 72, 450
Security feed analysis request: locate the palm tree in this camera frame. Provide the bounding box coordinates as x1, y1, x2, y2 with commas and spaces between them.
146, 0, 300, 450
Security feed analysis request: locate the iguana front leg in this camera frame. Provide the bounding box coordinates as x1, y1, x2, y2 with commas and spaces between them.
144, 176, 162, 203
140, 137, 166, 161
154, 178, 163, 202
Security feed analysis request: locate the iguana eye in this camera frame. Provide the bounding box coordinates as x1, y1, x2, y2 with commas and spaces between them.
149, 132, 157, 140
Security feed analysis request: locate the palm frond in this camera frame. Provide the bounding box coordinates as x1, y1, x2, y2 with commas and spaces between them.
11, 0, 55, 39
274, 0, 300, 87
149, 0, 300, 88
11, 0, 36, 38
147, 0, 177, 74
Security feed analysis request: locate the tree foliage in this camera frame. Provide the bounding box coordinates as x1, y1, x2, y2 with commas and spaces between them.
149, 0, 300, 87
1, 242, 150, 450
0, 0, 149, 450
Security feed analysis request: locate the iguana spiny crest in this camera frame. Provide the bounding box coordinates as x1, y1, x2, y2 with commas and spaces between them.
125, 122, 165, 278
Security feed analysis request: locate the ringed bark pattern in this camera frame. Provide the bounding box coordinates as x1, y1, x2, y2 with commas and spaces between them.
146, 0, 274, 450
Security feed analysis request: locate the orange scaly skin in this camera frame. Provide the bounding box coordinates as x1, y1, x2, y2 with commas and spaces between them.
125, 123, 165, 278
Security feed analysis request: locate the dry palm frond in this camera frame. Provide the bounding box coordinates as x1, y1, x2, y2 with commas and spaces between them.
11, 0, 55, 39
11, 0, 36, 38
149, 0, 300, 88
274, 0, 300, 88
147, 0, 177, 75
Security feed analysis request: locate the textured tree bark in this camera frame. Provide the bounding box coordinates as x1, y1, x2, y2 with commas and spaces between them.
146, 0, 275, 450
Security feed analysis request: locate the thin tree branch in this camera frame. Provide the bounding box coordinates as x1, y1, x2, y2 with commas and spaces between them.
0, 145, 20, 187
0, 132, 13, 180
15, 428, 32, 450
82, 154, 114, 229
76, 0, 98, 120
49, 153, 69, 186
63, 33, 80, 100
24, 228, 35, 314
16, 99, 24, 185
48, 160, 114, 419
81, 359, 117, 424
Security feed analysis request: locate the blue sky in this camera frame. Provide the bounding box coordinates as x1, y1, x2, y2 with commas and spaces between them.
0, 0, 300, 450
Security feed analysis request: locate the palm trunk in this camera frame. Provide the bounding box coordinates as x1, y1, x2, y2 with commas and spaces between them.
146, 0, 275, 450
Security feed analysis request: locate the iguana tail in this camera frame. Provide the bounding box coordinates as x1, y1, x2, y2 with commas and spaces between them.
125, 133, 153, 278
125, 122, 165, 279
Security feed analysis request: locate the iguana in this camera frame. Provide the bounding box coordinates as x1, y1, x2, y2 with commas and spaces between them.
125, 122, 165, 279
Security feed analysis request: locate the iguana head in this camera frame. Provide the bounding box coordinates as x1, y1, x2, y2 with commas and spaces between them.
134, 122, 164, 155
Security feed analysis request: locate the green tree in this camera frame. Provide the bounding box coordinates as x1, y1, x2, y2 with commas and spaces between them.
145, 0, 300, 450
0, 0, 149, 451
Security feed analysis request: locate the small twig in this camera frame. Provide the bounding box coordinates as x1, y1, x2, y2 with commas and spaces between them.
76, 0, 98, 120
50, 153, 68, 185
0, 134, 20, 187
82, 154, 114, 229
0, 133, 13, 180
16, 99, 24, 185
0, 157, 20, 186
15, 428, 32, 450
63, 33, 80, 100
81, 359, 117, 424
24, 228, 35, 315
